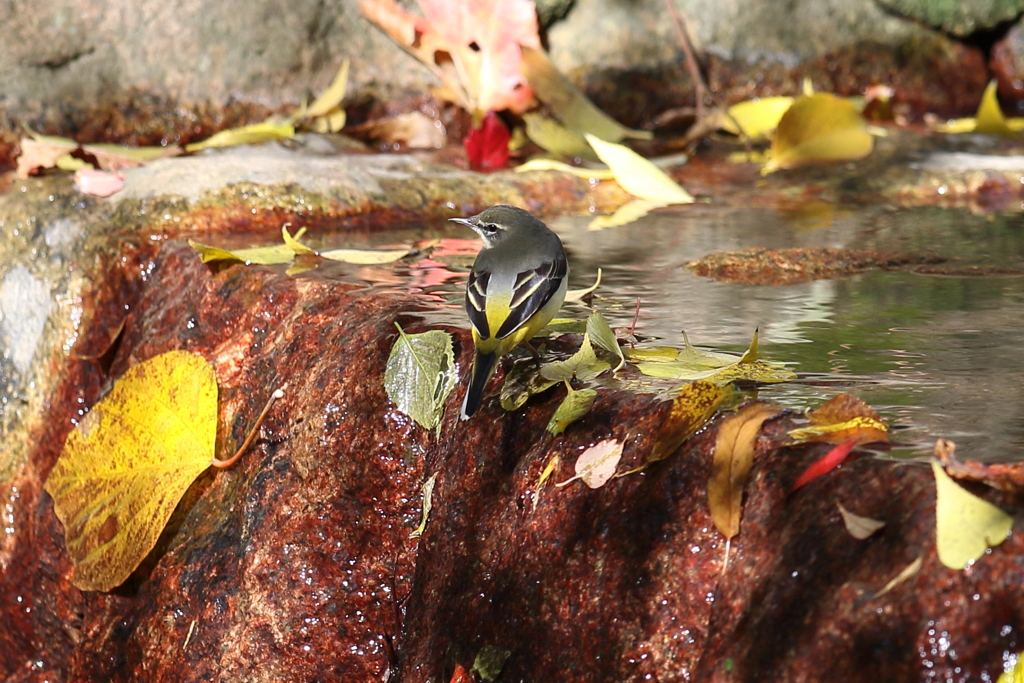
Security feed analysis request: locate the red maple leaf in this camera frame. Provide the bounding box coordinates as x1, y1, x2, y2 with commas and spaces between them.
464, 111, 510, 171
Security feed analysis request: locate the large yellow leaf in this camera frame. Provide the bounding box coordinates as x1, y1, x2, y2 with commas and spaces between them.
45, 351, 218, 591
764, 93, 873, 173
721, 96, 794, 140
932, 461, 1013, 570
585, 134, 694, 205
185, 120, 295, 152
708, 402, 781, 539
521, 46, 651, 142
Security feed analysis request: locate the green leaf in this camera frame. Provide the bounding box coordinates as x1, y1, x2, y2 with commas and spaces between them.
500, 361, 558, 411
185, 120, 295, 152
547, 386, 597, 435
523, 112, 594, 158
586, 311, 624, 371
584, 134, 694, 205
187, 238, 297, 265
471, 645, 512, 682
540, 335, 610, 383
384, 325, 457, 431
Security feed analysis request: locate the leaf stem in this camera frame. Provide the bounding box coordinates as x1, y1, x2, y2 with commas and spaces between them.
211, 386, 286, 469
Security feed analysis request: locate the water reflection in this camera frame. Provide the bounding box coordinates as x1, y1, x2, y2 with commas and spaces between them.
311, 204, 1024, 463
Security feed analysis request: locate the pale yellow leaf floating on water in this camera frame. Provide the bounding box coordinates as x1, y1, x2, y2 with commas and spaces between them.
721, 96, 794, 140
319, 247, 411, 265
188, 228, 306, 265
564, 268, 603, 303
584, 133, 694, 205
281, 225, 315, 255
515, 158, 615, 180
44, 350, 218, 591
185, 120, 296, 152
763, 93, 873, 174
556, 439, 623, 489
932, 460, 1013, 570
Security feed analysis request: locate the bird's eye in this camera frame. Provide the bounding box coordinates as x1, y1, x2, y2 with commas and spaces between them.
482, 223, 500, 234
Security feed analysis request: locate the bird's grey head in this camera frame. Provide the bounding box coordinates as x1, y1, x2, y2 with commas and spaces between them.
449, 205, 542, 249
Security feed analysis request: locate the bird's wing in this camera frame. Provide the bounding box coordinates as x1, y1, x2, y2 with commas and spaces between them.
465, 268, 492, 339
494, 254, 568, 339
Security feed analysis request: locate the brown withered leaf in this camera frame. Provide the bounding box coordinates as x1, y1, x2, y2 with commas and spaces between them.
651, 380, 729, 463
836, 502, 885, 540
788, 393, 888, 445
708, 402, 781, 539
934, 438, 1024, 493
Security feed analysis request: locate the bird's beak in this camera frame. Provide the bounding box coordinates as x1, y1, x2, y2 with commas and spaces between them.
449, 217, 474, 228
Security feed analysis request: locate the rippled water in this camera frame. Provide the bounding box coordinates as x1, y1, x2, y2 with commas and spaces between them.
314, 203, 1024, 463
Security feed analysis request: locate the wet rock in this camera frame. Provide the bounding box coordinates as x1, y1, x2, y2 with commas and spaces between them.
875, 0, 1024, 36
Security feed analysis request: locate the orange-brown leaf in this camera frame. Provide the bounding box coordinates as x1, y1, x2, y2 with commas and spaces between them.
789, 393, 888, 445
708, 402, 781, 538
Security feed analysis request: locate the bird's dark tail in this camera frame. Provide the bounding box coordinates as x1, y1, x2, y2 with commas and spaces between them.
461, 350, 499, 420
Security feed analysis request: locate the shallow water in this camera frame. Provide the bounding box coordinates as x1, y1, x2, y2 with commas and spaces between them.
313, 203, 1024, 463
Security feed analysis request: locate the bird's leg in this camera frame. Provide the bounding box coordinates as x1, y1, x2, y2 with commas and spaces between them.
523, 340, 542, 364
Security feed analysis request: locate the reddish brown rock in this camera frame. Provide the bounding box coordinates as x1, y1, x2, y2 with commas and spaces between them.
2, 233, 1023, 682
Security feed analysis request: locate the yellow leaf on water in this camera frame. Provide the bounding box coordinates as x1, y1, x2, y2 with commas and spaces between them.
319, 247, 411, 264
721, 96, 794, 140
185, 120, 295, 152
708, 402, 781, 539
281, 226, 315, 255
585, 134, 694, 205
763, 93, 873, 173
44, 351, 218, 591
188, 238, 296, 265
564, 268, 603, 302
974, 80, 1018, 138
932, 460, 1013, 570
556, 439, 623, 489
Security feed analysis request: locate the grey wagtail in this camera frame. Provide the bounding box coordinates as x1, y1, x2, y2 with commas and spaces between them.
451, 205, 568, 419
